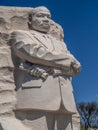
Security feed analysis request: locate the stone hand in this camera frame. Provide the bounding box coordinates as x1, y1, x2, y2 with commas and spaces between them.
30, 67, 48, 80
71, 59, 81, 73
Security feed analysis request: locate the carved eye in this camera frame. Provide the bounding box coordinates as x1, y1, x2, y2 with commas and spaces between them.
36, 14, 44, 17
47, 15, 51, 19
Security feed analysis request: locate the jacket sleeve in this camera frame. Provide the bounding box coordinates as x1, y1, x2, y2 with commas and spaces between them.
10, 30, 81, 76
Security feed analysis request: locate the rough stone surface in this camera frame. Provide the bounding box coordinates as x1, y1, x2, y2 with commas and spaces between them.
0, 46, 16, 115
0, 6, 32, 32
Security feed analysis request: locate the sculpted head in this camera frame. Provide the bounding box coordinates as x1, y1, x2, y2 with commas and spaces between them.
29, 6, 51, 33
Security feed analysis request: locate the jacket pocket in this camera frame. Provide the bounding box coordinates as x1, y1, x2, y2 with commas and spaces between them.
22, 75, 42, 89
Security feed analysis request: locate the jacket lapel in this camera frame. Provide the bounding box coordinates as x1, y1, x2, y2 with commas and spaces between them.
29, 30, 55, 51
29, 30, 48, 49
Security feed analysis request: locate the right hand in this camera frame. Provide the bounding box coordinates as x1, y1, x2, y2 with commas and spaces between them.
30, 68, 48, 80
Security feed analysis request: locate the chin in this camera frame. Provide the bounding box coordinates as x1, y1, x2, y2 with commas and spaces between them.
31, 25, 50, 33
37, 27, 50, 33
39, 24, 50, 32
42, 28, 49, 32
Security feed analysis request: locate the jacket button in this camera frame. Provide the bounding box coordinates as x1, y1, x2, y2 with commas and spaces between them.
60, 82, 63, 86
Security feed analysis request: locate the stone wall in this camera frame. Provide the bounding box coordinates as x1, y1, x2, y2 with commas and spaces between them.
0, 34, 16, 116
0, 6, 32, 32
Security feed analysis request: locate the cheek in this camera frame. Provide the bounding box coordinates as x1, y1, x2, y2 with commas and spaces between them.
33, 18, 42, 24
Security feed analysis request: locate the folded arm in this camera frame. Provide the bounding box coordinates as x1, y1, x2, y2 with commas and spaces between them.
10, 30, 81, 76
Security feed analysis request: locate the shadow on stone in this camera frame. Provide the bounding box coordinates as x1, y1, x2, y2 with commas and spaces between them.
0, 123, 3, 130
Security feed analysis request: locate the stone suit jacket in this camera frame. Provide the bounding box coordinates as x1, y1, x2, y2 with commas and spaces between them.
10, 30, 81, 113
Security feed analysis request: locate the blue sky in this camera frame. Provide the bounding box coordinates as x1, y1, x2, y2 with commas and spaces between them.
0, 0, 98, 103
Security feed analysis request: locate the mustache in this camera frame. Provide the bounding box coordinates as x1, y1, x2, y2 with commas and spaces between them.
39, 21, 50, 25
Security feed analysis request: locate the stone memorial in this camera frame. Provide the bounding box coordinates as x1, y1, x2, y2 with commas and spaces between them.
0, 6, 81, 130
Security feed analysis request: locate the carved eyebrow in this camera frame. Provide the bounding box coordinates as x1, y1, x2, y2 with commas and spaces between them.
36, 13, 51, 18
47, 14, 51, 18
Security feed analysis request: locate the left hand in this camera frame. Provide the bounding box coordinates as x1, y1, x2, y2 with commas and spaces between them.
71, 59, 81, 73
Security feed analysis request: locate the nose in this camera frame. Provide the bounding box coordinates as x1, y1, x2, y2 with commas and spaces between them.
43, 16, 49, 22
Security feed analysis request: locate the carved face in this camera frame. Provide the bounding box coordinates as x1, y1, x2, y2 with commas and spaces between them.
31, 7, 51, 33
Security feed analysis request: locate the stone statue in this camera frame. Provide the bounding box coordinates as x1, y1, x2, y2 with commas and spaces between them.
0, 6, 81, 130
9, 6, 81, 130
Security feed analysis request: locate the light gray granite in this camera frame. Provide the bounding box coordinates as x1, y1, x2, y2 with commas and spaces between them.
0, 6, 81, 130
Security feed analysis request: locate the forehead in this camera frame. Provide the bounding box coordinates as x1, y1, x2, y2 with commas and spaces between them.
33, 7, 51, 16
36, 11, 51, 16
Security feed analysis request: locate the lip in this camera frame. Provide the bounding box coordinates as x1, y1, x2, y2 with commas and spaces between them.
43, 23, 49, 26
40, 22, 50, 26
43, 22, 49, 24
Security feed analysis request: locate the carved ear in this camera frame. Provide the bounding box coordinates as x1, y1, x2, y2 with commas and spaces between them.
28, 12, 32, 29
28, 9, 35, 29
